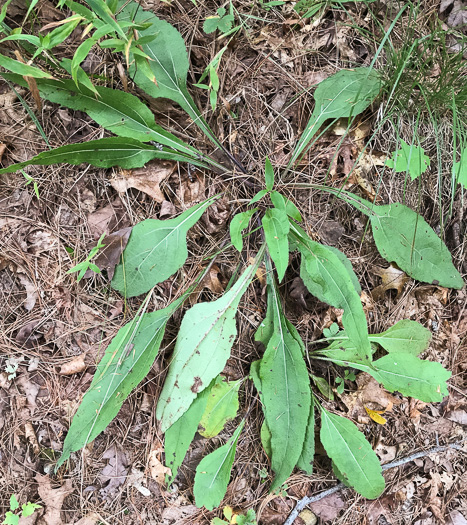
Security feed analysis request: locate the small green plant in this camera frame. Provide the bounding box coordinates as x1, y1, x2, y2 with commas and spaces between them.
2, 495, 41, 525
385, 139, 430, 181
335, 369, 356, 395
21, 169, 40, 199
203, 7, 235, 34
0, 0, 463, 514
194, 45, 228, 110
66, 233, 106, 282
212, 507, 257, 525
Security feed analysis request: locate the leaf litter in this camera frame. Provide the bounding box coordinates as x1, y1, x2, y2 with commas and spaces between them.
0, 0, 466, 523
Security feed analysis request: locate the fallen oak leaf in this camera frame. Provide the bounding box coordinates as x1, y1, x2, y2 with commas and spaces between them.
111, 160, 176, 202
371, 263, 410, 300
35, 474, 73, 525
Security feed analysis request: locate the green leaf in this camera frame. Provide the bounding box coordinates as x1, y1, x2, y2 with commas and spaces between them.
84, 0, 127, 39
385, 139, 430, 181
0, 138, 204, 174
156, 258, 262, 431
311, 374, 334, 400
296, 397, 315, 475
319, 407, 385, 499
317, 352, 450, 403
111, 197, 218, 297
289, 68, 380, 166
21, 503, 41, 517
265, 157, 275, 191
71, 37, 96, 85
370, 319, 431, 355
193, 421, 244, 510
3, 512, 19, 525
3, 75, 201, 159
262, 208, 290, 282
259, 284, 311, 489
371, 353, 450, 402
9, 496, 19, 512
284, 198, 302, 222
260, 421, 272, 457
199, 376, 241, 438
453, 147, 467, 188
290, 223, 371, 362
344, 195, 464, 289
249, 189, 268, 205
270, 191, 285, 210
325, 245, 361, 294
203, 7, 234, 34
0, 54, 53, 78
164, 381, 213, 486
56, 297, 182, 469
230, 208, 257, 252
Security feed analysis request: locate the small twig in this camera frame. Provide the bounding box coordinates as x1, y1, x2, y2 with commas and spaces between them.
283, 440, 466, 525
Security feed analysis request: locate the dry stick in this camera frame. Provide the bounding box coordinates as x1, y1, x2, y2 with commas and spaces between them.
283, 441, 466, 525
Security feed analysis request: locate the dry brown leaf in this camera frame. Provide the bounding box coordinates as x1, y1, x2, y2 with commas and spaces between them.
18, 274, 38, 311
71, 513, 101, 525
447, 510, 467, 525
84, 227, 131, 281
36, 474, 73, 525
112, 160, 175, 202
290, 276, 309, 309
200, 264, 225, 294
59, 353, 87, 375
0, 142, 6, 162
148, 446, 171, 485
309, 492, 346, 522
372, 263, 410, 300
87, 198, 129, 239
99, 446, 129, 500
160, 200, 176, 218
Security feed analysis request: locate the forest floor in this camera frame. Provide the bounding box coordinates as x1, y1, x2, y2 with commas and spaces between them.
0, 0, 466, 523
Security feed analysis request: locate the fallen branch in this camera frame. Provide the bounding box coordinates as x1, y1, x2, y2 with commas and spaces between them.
283, 441, 466, 525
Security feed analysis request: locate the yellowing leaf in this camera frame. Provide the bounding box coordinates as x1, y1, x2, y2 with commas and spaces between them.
364, 406, 387, 425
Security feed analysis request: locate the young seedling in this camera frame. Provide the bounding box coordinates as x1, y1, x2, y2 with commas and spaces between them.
2, 495, 41, 525
66, 233, 106, 282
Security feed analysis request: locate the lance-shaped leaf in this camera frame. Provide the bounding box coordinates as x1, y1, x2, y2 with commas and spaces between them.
230, 208, 257, 252
296, 397, 315, 475
289, 68, 380, 166
2, 74, 203, 159
156, 257, 262, 431
111, 196, 218, 297
290, 223, 371, 362
164, 381, 213, 486
259, 283, 311, 489
320, 407, 385, 499
117, 2, 221, 149
369, 319, 431, 355
317, 319, 431, 361
0, 137, 210, 174
56, 296, 183, 469
328, 190, 463, 289
316, 352, 450, 402
0, 54, 53, 78
199, 376, 241, 438
262, 208, 290, 282
193, 421, 244, 510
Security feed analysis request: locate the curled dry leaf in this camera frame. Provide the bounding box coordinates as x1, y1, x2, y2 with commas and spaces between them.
59, 353, 87, 375
87, 198, 129, 239
35, 474, 73, 525
372, 263, 410, 300
200, 264, 225, 294
112, 160, 176, 202
25, 421, 40, 454
148, 446, 172, 485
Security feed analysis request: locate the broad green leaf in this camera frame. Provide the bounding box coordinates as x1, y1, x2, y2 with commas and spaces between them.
156, 258, 262, 431
262, 208, 290, 282
317, 352, 450, 403
320, 407, 385, 499
3, 512, 19, 525
56, 297, 182, 469
385, 139, 430, 181
164, 381, 213, 486
371, 353, 450, 402
199, 376, 241, 438
117, 2, 220, 148
284, 198, 302, 222
193, 421, 244, 510
2, 74, 201, 159
270, 191, 285, 210
20, 503, 41, 517
265, 157, 274, 191
370, 319, 431, 355
259, 284, 311, 489
0, 54, 53, 78
0, 138, 207, 174
290, 223, 371, 362
341, 193, 464, 289
326, 245, 361, 294
453, 147, 467, 188
230, 208, 257, 252
112, 197, 218, 297
289, 68, 380, 166
296, 397, 315, 475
